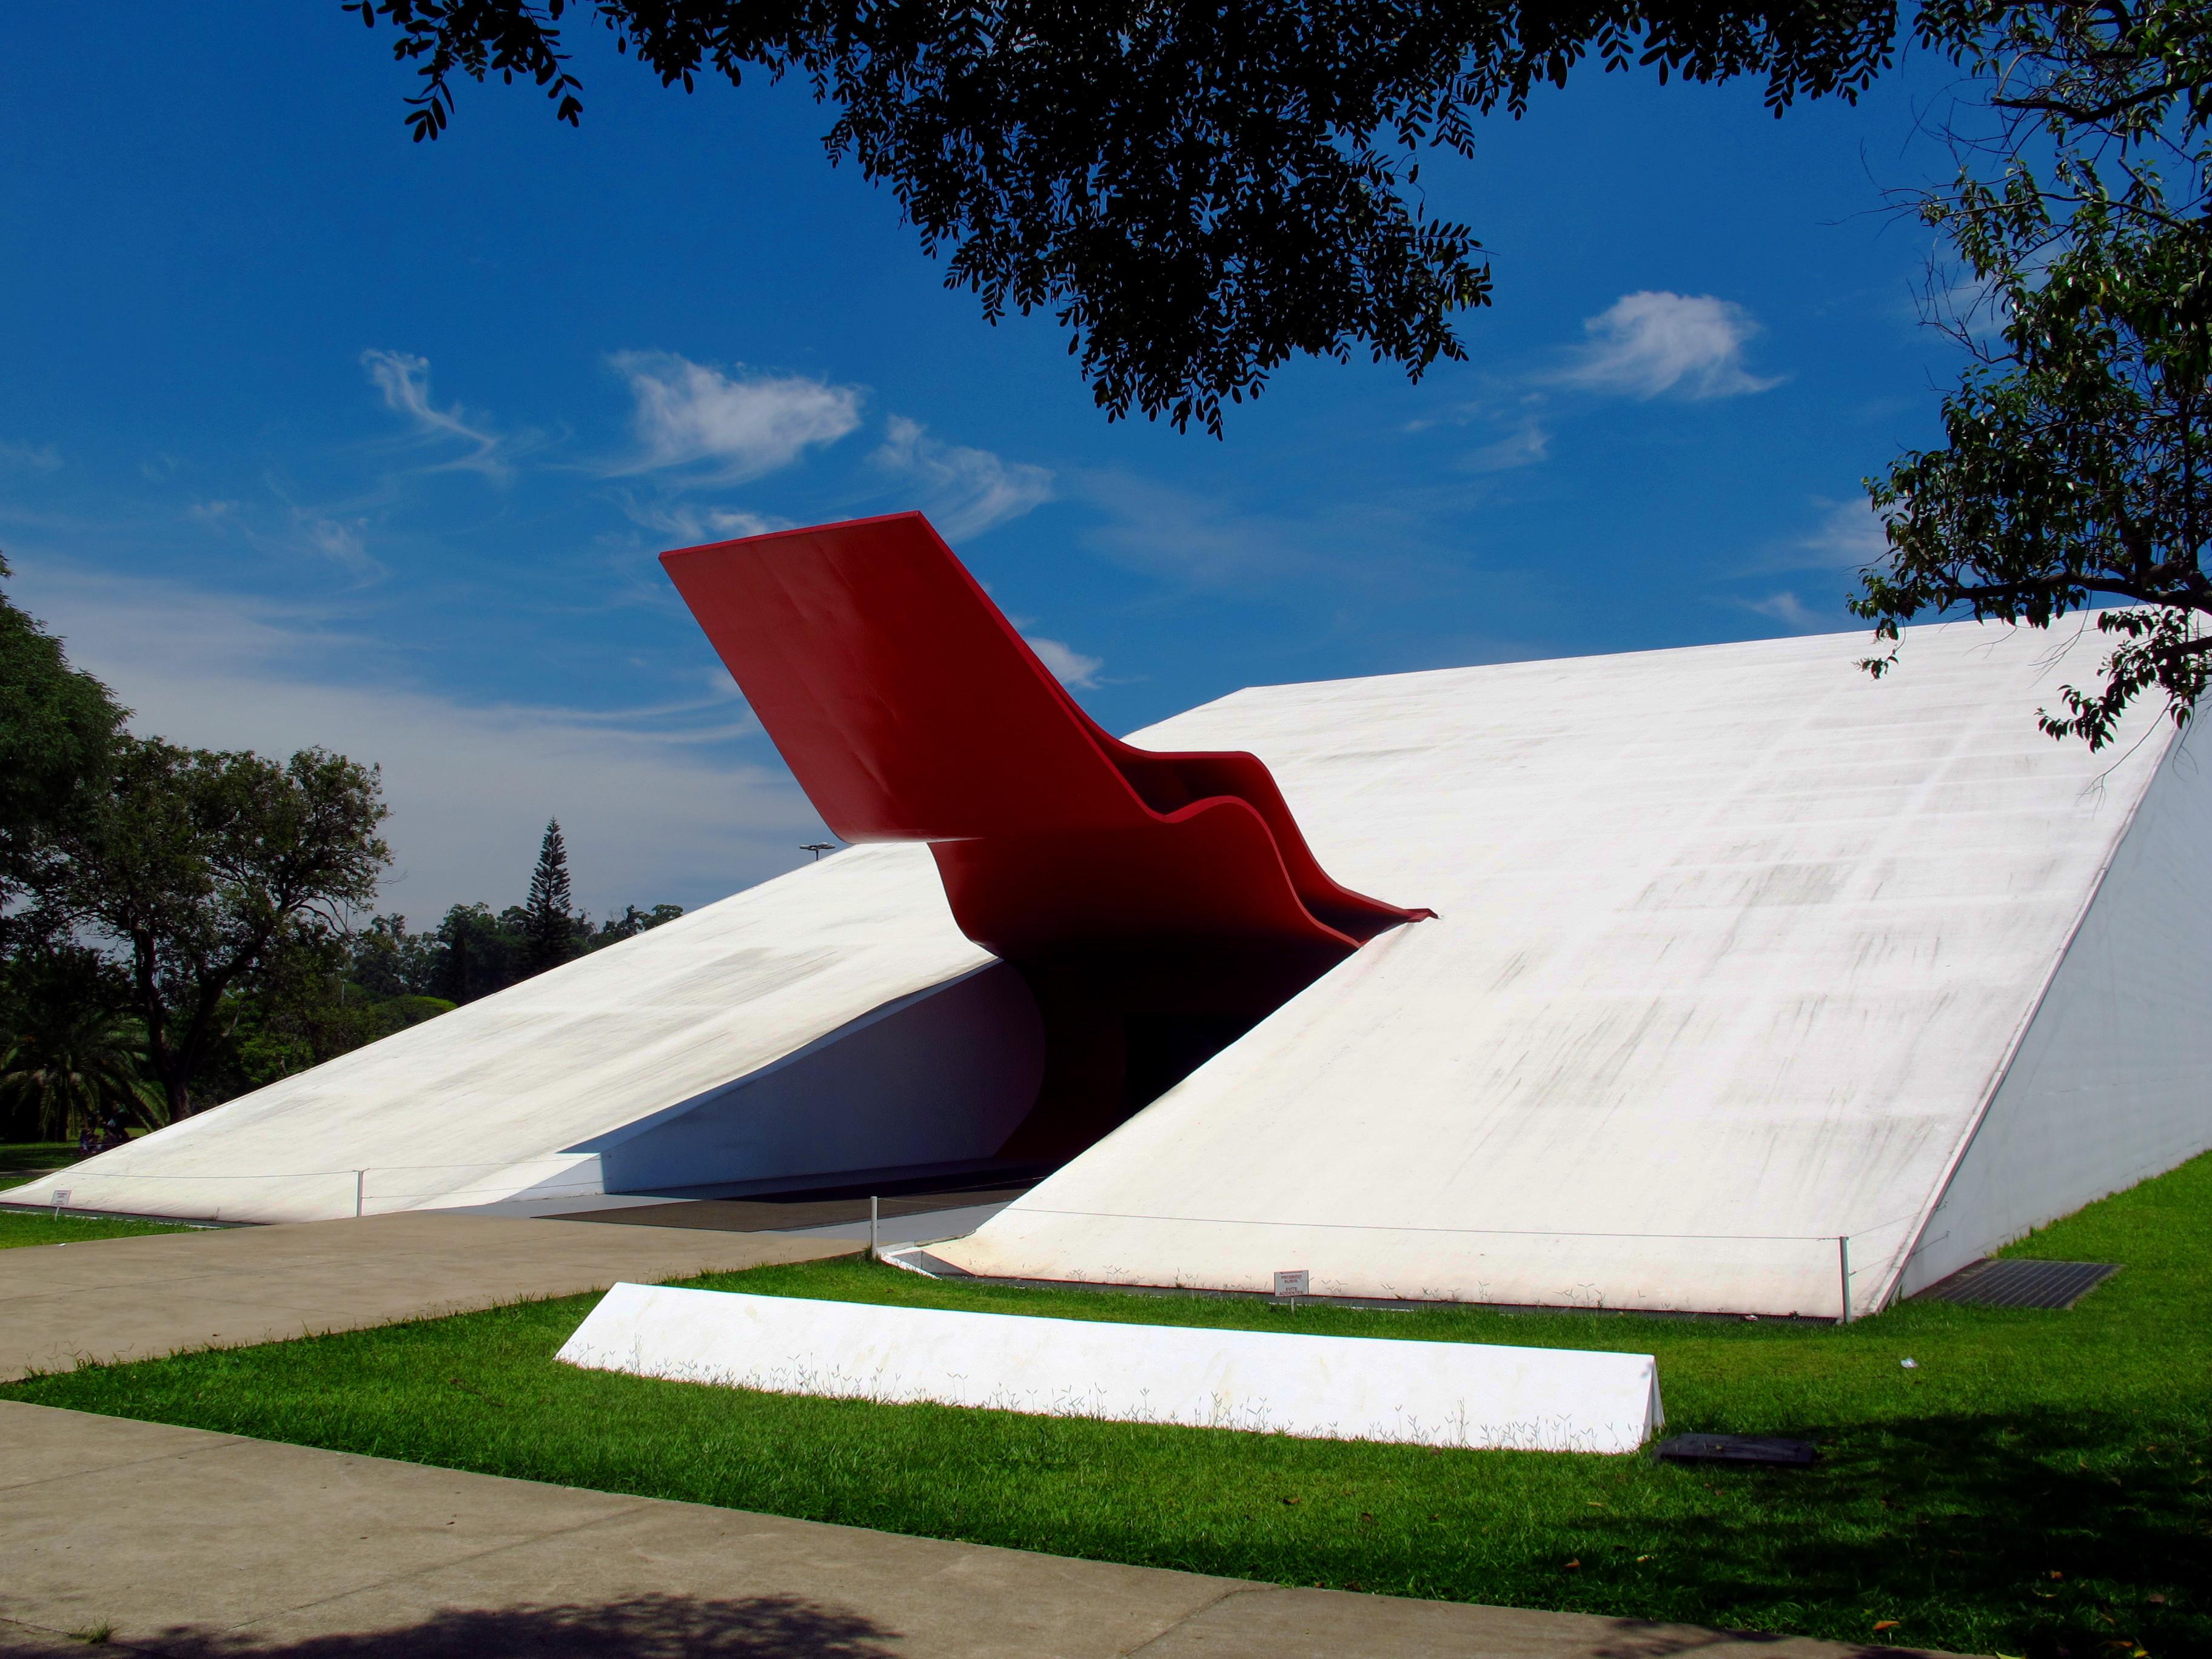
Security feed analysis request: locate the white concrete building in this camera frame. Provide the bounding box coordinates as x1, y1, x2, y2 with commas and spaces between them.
17, 617, 2210, 1316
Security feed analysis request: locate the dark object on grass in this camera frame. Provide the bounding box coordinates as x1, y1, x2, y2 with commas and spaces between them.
1917, 1259, 2118, 1309
1652, 1433, 1815, 1466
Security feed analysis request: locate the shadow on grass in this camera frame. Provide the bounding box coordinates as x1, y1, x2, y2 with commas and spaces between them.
101, 1594, 899, 1657
1562, 1408, 2205, 1658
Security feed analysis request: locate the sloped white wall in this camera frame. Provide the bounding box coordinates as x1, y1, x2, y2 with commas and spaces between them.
4, 843, 994, 1222
940, 620, 2179, 1315
569, 962, 1044, 1195
1901, 732, 2212, 1295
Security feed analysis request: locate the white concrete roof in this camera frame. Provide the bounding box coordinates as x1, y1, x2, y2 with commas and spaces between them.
23, 615, 2198, 1320
936, 618, 2184, 1314
16, 845, 986, 1222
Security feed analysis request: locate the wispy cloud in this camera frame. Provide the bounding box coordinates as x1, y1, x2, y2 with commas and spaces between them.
7, 560, 820, 917
872, 417, 1053, 538
1554, 292, 1781, 400
1003, 615, 1104, 689
293, 510, 384, 585
609, 352, 862, 484
1076, 472, 1296, 588
361, 350, 513, 479
183, 486, 388, 587
1737, 590, 1834, 632
1797, 497, 1890, 566
615, 497, 789, 548
1738, 496, 1895, 577
1025, 636, 1103, 688
1463, 417, 1550, 473
0, 439, 61, 472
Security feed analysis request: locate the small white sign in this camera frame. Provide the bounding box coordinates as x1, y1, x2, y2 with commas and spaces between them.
50, 1190, 72, 1217
1272, 1269, 1310, 1298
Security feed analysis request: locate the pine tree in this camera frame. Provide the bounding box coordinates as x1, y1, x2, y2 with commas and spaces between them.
523, 819, 577, 974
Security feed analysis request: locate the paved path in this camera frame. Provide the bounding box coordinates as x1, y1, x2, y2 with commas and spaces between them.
0, 1212, 856, 1382
1, 1402, 1951, 1659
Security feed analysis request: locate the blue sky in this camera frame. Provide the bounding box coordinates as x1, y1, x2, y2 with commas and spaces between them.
1, 7, 1972, 921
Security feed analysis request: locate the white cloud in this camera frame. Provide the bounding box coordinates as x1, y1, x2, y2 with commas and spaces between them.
293, 511, 384, 585
1555, 292, 1781, 400
873, 416, 1054, 538
1738, 591, 1832, 632
1002, 609, 1105, 689
1798, 497, 1891, 566
1022, 633, 1104, 689
7, 560, 822, 919
1464, 417, 1550, 473
615, 497, 789, 547
611, 352, 862, 483
361, 350, 512, 479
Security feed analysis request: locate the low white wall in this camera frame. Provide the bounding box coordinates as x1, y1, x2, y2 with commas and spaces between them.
556, 1285, 1664, 1454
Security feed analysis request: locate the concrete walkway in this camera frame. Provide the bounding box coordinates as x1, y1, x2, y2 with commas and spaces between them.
0, 1212, 856, 1382
0, 1218, 1962, 1658
1, 1401, 1949, 1659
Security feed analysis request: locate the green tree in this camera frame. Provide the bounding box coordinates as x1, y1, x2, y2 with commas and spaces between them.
45, 740, 392, 1120
522, 819, 579, 974
1856, 0, 2211, 744
349, 913, 442, 999
0, 554, 127, 933
427, 902, 525, 1003
349, 0, 1897, 434
588, 902, 685, 949
0, 1003, 163, 1141
196, 934, 457, 1104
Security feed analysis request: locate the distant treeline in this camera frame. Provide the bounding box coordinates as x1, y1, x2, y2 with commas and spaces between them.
2, 554, 682, 1139
354, 897, 686, 1007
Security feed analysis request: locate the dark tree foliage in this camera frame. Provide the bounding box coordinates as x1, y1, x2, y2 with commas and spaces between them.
0, 554, 127, 931
349, 0, 1898, 433
198, 936, 456, 1106
1857, 0, 2212, 745
426, 901, 528, 1002
45, 741, 392, 1120
388, 894, 683, 1007
0, 944, 150, 1139
348, 912, 444, 1000
594, 902, 686, 944
523, 817, 578, 974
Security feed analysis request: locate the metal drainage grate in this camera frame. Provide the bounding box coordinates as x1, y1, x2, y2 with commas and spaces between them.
1653, 1434, 1815, 1466
1918, 1258, 2118, 1309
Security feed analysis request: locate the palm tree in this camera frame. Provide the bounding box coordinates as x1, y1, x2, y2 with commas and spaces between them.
0, 1006, 164, 1142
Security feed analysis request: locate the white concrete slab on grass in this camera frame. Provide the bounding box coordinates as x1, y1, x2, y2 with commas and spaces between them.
555, 1284, 1664, 1454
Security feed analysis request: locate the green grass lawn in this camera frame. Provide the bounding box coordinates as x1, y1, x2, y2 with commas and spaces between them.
0, 1210, 198, 1248
0, 1141, 79, 1193
0, 1141, 195, 1242
8, 1155, 2210, 1658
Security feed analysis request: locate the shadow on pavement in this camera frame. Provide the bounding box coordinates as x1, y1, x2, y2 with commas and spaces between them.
99, 1594, 899, 1657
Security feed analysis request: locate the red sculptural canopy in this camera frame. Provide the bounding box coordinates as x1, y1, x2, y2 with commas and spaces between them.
661, 512, 1430, 969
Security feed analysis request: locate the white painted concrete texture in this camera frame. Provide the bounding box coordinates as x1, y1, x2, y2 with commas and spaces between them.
4, 873, 1016, 1223
19, 615, 2212, 1320
556, 1284, 1665, 1453
934, 618, 2212, 1315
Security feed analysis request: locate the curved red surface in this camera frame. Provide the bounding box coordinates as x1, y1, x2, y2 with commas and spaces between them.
660, 512, 1431, 967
